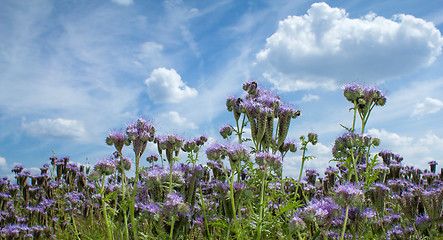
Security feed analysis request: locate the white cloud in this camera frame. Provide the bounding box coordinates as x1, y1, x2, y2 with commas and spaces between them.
368, 128, 413, 147
145, 68, 198, 103
412, 97, 443, 116
140, 42, 164, 58
22, 118, 86, 140
301, 94, 320, 102
158, 111, 198, 131
367, 128, 443, 170
283, 142, 333, 178
256, 2, 443, 91
111, 0, 133, 6
0, 157, 7, 170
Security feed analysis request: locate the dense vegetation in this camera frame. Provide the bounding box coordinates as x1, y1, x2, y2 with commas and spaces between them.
1, 81, 442, 239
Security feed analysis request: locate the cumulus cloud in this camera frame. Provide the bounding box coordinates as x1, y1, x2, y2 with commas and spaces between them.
367, 128, 443, 170
283, 142, 332, 178
111, 0, 133, 6
145, 68, 198, 103
256, 2, 443, 91
412, 97, 443, 116
368, 128, 413, 147
22, 118, 86, 140
159, 111, 198, 130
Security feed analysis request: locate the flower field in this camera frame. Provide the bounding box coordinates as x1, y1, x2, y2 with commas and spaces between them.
1, 81, 442, 239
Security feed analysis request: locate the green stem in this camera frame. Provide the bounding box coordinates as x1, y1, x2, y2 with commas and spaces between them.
199, 185, 212, 240
256, 165, 268, 240
169, 215, 176, 240
101, 175, 113, 240
130, 155, 141, 240
119, 152, 130, 240
229, 168, 238, 237
340, 204, 350, 240
294, 142, 308, 201
349, 148, 359, 183
71, 210, 81, 240
351, 102, 357, 133
169, 163, 174, 194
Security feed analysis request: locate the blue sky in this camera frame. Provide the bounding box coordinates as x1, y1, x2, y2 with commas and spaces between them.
1, 0, 443, 179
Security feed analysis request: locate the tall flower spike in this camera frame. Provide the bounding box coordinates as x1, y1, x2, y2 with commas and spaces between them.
276, 105, 295, 149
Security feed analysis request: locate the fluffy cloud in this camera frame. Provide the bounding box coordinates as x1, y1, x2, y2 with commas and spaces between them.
145, 68, 198, 103
111, 0, 133, 6
158, 111, 198, 130
22, 118, 86, 140
283, 142, 332, 178
367, 128, 443, 170
412, 97, 443, 116
256, 2, 443, 91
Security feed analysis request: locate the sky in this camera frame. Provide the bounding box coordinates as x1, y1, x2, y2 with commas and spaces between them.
1, 0, 443, 179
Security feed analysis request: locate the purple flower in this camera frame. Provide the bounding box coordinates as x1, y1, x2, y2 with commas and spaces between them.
106, 130, 130, 152
205, 142, 226, 160
126, 118, 156, 157
183, 139, 198, 153
115, 156, 132, 171
288, 215, 306, 232
279, 140, 297, 153
301, 197, 340, 228
11, 164, 24, 174
255, 152, 282, 171
219, 124, 234, 139
226, 143, 250, 165
93, 158, 116, 176
335, 183, 364, 206
162, 192, 189, 215
146, 154, 159, 164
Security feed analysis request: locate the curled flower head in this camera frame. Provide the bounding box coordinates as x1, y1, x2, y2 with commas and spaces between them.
106, 131, 130, 152
206, 142, 227, 161
146, 154, 159, 164
126, 118, 156, 157
93, 158, 116, 176
11, 165, 24, 174
335, 183, 364, 206
307, 132, 318, 145
343, 84, 363, 102
243, 80, 258, 95
162, 192, 189, 216
288, 215, 306, 232
227, 144, 250, 165
182, 139, 197, 152
343, 84, 387, 110
115, 156, 132, 171
301, 197, 340, 228
280, 139, 297, 153
255, 152, 282, 171
219, 124, 234, 139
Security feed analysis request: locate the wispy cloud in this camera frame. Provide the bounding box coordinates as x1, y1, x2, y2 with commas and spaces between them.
301, 94, 320, 102
21, 118, 86, 140
111, 0, 133, 6
412, 97, 443, 116
256, 2, 443, 91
